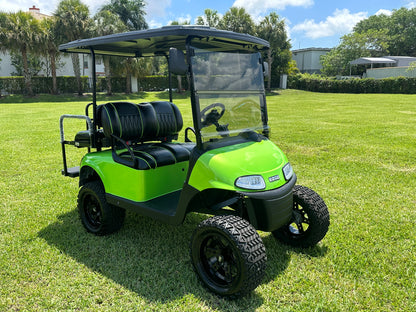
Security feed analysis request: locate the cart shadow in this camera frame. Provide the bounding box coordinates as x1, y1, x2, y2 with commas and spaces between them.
261, 234, 329, 285
38, 210, 326, 310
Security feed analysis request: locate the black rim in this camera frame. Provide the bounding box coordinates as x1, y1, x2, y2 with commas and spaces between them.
288, 201, 310, 236
199, 232, 239, 288
83, 194, 102, 230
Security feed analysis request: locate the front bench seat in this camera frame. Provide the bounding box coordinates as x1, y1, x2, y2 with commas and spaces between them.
99, 101, 194, 169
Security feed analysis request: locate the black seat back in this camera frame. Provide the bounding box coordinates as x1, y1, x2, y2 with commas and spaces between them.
150, 101, 183, 140
99, 101, 183, 143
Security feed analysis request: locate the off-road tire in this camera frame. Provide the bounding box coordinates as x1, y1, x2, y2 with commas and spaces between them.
78, 181, 125, 235
190, 215, 267, 298
273, 185, 329, 248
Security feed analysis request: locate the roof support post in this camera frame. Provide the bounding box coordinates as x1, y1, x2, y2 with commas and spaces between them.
166, 55, 173, 103
90, 48, 98, 149
186, 37, 203, 149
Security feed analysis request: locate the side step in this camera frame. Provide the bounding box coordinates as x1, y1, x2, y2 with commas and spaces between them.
62, 166, 80, 178
107, 190, 182, 224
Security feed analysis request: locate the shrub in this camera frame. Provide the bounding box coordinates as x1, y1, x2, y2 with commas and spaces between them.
0, 75, 190, 95
288, 74, 416, 94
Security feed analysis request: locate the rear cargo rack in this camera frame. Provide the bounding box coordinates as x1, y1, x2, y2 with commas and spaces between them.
59, 115, 93, 177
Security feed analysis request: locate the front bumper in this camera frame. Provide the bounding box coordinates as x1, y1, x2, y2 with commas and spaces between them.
241, 173, 297, 232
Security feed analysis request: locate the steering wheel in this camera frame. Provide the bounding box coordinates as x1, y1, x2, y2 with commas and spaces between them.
200, 103, 225, 127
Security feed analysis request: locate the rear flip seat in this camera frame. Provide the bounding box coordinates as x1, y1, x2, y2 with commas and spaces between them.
98, 101, 194, 169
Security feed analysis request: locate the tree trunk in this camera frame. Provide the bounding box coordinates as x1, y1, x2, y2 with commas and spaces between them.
177, 75, 182, 93
125, 58, 132, 94
104, 56, 112, 96
21, 46, 33, 96
71, 53, 82, 96
50, 50, 57, 95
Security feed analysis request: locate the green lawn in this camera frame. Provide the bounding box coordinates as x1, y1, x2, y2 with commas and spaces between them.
1, 90, 415, 311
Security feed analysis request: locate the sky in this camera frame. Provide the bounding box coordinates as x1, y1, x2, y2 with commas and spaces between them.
1, 0, 415, 49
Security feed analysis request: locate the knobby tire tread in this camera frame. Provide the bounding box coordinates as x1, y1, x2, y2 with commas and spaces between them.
191, 215, 267, 298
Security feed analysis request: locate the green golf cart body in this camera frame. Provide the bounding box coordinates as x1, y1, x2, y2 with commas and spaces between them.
59, 26, 329, 297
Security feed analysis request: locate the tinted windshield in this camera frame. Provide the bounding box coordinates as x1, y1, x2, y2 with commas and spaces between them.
191, 47, 267, 143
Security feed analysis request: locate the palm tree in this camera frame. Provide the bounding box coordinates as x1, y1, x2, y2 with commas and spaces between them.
0, 13, 7, 75
1, 11, 42, 96
40, 17, 60, 94
219, 7, 255, 35
55, 0, 91, 96
102, 0, 148, 93
0, 12, 7, 43
110, 57, 152, 93
0, 13, 4, 97
93, 9, 127, 95
101, 0, 148, 31
196, 9, 220, 28
257, 13, 291, 91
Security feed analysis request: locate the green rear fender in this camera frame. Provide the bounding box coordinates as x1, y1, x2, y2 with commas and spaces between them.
188, 140, 290, 192
79, 150, 113, 187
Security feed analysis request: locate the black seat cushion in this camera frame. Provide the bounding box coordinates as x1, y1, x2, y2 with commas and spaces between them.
150, 142, 194, 163
119, 142, 195, 170
120, 145, 176, 169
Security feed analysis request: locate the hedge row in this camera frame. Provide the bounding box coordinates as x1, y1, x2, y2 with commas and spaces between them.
138, 75, 188, 91
0, 75, 184, 95
0, 76, 122, 94
288, 74, 416, 94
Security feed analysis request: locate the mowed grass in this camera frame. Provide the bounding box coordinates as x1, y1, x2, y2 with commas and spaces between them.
0, 90, 415, 311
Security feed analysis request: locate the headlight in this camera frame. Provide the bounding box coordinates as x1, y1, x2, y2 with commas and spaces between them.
235, 175, 266, 190
282, 163, 294, 181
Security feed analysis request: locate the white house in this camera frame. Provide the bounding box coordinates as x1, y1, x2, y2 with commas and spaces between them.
0, 6, 104, 78
291, 48, 331, 74
349, 56, 416, 79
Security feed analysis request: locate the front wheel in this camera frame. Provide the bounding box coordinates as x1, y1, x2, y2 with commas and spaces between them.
190, 215, 267, 298
273, 185, 330, 248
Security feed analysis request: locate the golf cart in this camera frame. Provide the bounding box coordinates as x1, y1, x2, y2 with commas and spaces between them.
59, 26, 329, 298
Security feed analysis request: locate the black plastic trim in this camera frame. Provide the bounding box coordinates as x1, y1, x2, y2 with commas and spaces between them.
241, 173, 297, 232
106, 184, 200, 225
107, 191, 182, 224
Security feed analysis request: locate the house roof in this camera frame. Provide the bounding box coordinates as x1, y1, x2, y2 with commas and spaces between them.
291, 47, 331, 53
350, 57, 397, 65
383, 56, 416, 60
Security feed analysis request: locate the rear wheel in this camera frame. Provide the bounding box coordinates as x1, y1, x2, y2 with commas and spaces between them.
273, 185, 329, 247
78, 181, 125, 235
190, 215, 267, 298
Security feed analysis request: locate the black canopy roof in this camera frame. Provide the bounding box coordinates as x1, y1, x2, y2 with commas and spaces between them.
59, 25, 270, 57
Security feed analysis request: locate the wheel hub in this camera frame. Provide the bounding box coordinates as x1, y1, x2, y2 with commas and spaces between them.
202, 235, 237, 285
85, 196, 101, 227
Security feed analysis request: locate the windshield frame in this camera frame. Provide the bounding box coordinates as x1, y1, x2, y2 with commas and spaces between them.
186, 40, 269, 149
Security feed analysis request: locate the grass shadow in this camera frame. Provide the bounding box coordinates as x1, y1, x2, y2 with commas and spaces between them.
0, 92, 150, 104
38, 208, 329, 309
260, 234, 329, 285
154, 90, 191, 100
39, 210, 271, 310
265, 90, 282, 96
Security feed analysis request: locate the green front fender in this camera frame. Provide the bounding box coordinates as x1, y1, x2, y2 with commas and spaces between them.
188, 139, 290, 192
